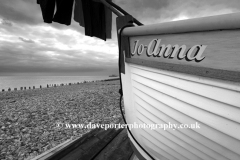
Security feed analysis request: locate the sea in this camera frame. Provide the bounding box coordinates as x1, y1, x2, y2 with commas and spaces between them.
0, 76, 115, 91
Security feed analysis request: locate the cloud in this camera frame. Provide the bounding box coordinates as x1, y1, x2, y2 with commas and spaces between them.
0, 0, 119, 75
0, 19, 13, 26
0, 0, 86, 33
19, 37, 35, 43
115, 0, 240, 24
0, 0, 240, 76
0, 20, 118, 75
0, 0, 41, 25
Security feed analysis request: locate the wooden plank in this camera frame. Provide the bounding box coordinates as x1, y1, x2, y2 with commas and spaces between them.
45, 129, 101, 160
93, 129, 133, 160
60, 128, 123, 160
31, 139, 74, 160
130, 30, 240, 71
133, 87, 240, 158
126, 30, 240, 82
128, 64, 240, 159
131, 72, 240, 122
129, 153, 139, 160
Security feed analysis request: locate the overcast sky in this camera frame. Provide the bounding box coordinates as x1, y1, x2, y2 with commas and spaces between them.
0, 0, 240, 76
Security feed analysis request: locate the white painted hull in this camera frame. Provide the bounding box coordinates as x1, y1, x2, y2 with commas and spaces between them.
120, 12, 240, 160
122, 63, 240, 160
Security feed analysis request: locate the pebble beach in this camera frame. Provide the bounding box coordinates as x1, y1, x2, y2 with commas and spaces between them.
0, 80, 122, 160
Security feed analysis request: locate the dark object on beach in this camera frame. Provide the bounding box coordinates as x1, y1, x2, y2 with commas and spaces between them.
14, 88, 17, 91
40, 85, 42, 89
2, 89, 4, 92
24, 87, 26, 90
29, 87, 31, 89
8, 88, 11, 91
33, 86, 35, 89
47, 84, 49, 88
69, 83, 72, 85
20, 87, 23, 90
54, 84, 56, 87
109, 74, 118, 77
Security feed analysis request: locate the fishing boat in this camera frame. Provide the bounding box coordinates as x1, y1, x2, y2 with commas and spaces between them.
37, 0, 240, 159
119, 12, 240, 160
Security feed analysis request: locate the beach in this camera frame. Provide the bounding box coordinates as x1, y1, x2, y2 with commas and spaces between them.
0, 80, 122, 160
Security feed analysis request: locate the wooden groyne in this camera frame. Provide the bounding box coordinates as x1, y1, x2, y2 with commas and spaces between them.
1, 78, 120, 92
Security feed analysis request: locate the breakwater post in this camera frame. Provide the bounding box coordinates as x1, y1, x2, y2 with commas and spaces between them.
0, 80, 107, 92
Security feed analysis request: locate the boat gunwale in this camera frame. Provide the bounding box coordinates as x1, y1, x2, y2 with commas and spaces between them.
122, 12, 240, 36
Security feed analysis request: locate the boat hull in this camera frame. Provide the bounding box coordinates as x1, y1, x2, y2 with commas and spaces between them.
120, 12, 240, 160
122, 63, 240, 160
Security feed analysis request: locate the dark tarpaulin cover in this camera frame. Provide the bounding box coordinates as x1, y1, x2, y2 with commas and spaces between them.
53, 0, 74, 25
105, 0, 112, 39
37, 0, 55, 23
74, 0, 85, 27
81, 0, 106, 40
37, 0, 74, 25
37, 0, 112, 40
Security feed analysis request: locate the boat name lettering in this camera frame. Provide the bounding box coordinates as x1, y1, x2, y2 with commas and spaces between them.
131, 39, 207, 62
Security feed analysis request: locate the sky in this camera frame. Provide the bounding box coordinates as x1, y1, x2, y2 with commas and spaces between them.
0, 0, 240, 76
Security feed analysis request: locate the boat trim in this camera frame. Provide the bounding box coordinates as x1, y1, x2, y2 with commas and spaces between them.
122, 12, 240, 36
126, 58, 240, 82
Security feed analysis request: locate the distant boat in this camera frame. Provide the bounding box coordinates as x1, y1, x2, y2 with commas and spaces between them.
109, 74, 118, 77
